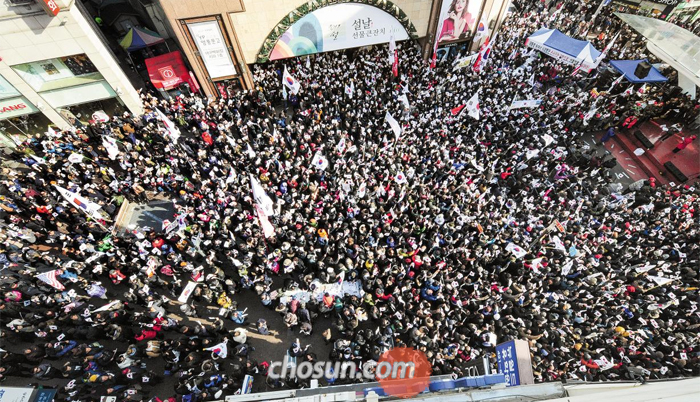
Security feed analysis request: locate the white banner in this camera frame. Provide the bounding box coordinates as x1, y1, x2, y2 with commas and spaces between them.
178, 281, 198, 303
188, 21, 237, 78
270, 3, 409, 60
453, 53, 479, 70
509, 99, 542, 109
526, 41, 596, 71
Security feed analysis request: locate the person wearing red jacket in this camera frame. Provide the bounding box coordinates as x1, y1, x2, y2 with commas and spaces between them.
672, 135, 697, 153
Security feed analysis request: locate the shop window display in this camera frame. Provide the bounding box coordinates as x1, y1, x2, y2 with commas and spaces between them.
12, 54, 103, 92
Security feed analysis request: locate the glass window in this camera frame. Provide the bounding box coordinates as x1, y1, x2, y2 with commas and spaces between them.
0, 75, 22, 100
11, 54, 104, 92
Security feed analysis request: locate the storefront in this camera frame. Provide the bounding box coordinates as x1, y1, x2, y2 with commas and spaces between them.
11, 54, 128, 127
0, 75, 52, 149
611, 0, 642, 12
180, 17, 245, 96
145, 51, 201, 99
667, 1, 700, 23
639, 0, 678, 18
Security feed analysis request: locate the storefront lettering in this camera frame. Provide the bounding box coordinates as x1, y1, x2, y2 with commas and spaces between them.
41, 0, 61, 17
0, 103, 27, 114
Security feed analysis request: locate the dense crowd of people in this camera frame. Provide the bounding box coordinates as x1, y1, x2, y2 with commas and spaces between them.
1, 0, 698, 401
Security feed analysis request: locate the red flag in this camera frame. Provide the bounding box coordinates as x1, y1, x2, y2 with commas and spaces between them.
430, 51, 437, 69
450, 104, 466, 116
392, 50, 398, 77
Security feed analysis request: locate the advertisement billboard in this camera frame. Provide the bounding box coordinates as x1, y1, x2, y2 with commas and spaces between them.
437, 0, 483, 44
270, 3, 409, 60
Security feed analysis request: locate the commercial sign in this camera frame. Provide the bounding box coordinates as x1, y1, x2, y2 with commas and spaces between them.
39, 0, 60, 17
0, 97, 39, 120
187, 21, 237, 79
145, 51, 196, 91
496, 340, 534, 387
436, 0, 483, 44
270, 3, 409, 60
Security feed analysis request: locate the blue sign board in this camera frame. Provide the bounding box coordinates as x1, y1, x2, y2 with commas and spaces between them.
496, 340, 520, 386
33, 389, 56, 402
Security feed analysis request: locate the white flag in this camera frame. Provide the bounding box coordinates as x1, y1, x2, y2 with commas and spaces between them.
345, 81, 354, 98
357, 181, 367, 198
337, 138, 346, 153
155, 108, 181, 144
68, 153, 84, 164
593, 32, 619, 67
29, 154, 46, 165
647, 276, 674, 287
311, 151, 329, 170
388, 35, 396, 65
551, 235, 566, 251
531, 257, 544, 272
561, 260, 574, 276
385, 111, 401, 139
204, 338, 229, 359
526, 149, 540, 160
249, 174, 275, 216
245, 143, 256, 158
54, 185, 105, 222
465, 92, 480, 120
178, 281, 198, 303
226, 167, 237, 185
510, 99, 542, 109
528, 73, 535, 86
282, 66, 301, 95
255, 205, 275, 238
102, 136, 120, 160
473, 17, 489, 42
395, 171, 407, 184
47, 126, 58, 138
305, 56, 311, 70
506, 242, 527, 259
398, 94, 409, 109
608, 74, 625, 92
542, 134, 555, 147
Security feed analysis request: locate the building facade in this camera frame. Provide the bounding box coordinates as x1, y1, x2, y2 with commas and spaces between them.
0, 0, 143, 146
154, 0, 510, 98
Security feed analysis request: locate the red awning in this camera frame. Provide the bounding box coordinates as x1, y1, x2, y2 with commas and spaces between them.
145, 51, 193, 90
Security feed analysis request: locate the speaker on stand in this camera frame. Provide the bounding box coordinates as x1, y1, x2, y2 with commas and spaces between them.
634, 61, 652, 79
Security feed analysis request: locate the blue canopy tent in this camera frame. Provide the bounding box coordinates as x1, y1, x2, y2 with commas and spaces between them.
526, 28, 601, 72
609, 59, 668, 83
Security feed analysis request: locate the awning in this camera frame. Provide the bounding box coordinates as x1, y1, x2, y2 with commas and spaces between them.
526, 28, 601, 72
120, 27, 165, 51
145, 51, 192, 90
609, 59, 668, 83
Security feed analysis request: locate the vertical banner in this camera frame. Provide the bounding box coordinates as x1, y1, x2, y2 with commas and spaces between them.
187, 21, 237, 78
241, 375, 254, 394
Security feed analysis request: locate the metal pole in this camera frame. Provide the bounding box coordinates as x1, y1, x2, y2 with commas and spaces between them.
592, 0, 609, 20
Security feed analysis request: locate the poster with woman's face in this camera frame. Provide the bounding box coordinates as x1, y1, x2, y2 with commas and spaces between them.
437, 0, 482, 43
